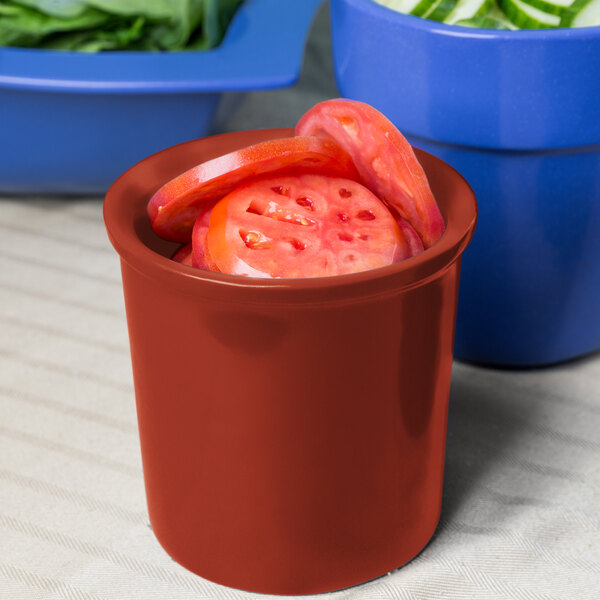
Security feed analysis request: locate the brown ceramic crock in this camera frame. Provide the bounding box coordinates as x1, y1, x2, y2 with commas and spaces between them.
103, 128, 477, 595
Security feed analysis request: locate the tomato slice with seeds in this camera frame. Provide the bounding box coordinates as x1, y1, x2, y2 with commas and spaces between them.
203, 235, 219, 272
191, 203, 214, 270
171, 243, 194, 266
396, 215, 424, 256
295, 99, 445, 249
148, 136, 360, 243
206, 174, 418, 279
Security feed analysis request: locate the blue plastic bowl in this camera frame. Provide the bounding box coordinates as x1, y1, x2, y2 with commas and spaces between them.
330, 0, 600, 366
0, 0, 323, 195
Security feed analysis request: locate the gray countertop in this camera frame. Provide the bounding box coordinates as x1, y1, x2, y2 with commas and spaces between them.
1, 4, 599, 599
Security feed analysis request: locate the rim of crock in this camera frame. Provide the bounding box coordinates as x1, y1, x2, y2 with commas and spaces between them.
104, 129, 478, 306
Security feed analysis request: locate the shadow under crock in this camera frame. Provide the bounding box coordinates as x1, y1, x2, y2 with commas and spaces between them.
439, 367, 541, 526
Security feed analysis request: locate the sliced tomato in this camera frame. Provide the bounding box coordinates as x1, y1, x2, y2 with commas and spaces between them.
191, 203, 214, 270
396, 215, 425, 256
205, 174, 419, 279
171, 243, 194, 266
148, 136, 360, 243
203, 234, 220, 272
295, 99, 445, 249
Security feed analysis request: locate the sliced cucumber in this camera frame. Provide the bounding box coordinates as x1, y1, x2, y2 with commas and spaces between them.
410, 0, 439, 16
561, 0, 600, 25
373, 0, 425, 14
444, 0, 493, 24
486, 4, 521, 25
573, 0, 600, 24
519, 0, 574, 16
454, 14, 512, 25
426, 0, 460, 21
372, 0, 598, 27
499, 0, 561, 26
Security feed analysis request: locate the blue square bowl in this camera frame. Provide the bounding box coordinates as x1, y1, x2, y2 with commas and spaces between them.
0, 0, 323, 195
330, 0, 600, 366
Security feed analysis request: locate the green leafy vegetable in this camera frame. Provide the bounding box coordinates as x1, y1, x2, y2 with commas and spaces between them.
11, 1, 89, 18
0, 0, 245, 51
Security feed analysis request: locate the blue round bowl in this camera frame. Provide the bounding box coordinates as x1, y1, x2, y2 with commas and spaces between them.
0, 0, 323, 195
330, 0, 600, 366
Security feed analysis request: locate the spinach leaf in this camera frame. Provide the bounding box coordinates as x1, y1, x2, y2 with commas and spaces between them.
0, 0, 245, 51
0, 2, 109, 47
10, 1, 88, 19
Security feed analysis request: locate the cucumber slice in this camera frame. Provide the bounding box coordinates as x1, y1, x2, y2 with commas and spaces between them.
486, 4, 521, 26
374, 0, 597, 27
372, 0, 425, 14
454, 14, 512, 25
445, 0, 493, 24
426, 0, 460, 21
573, 0, 600, 24
411, 0, 439, 16
499, 0, 561, 26
561, 0, 600, 25
519, 0, 574, 16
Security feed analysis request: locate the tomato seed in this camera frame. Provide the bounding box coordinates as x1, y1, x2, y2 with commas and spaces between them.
240, 229, 271, 250
246, 200, 264, 215
336, 116, 359, 137
262, 202, 316, 227
287, 238, 307, 251
338, 232, 353, 242
345, 254, 356, 262
338, 188, 352, 198
359, 234, 370, 241
296, 197, 314, 210
357, 210, 376, 221
271, 186, 289, 196
337, 213, 349, 223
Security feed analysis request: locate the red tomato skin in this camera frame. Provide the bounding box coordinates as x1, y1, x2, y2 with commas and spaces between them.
148, 136, 360, 243
295, 99, 445, 249
171, 243, 194, 266
206, 174, 418, 279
